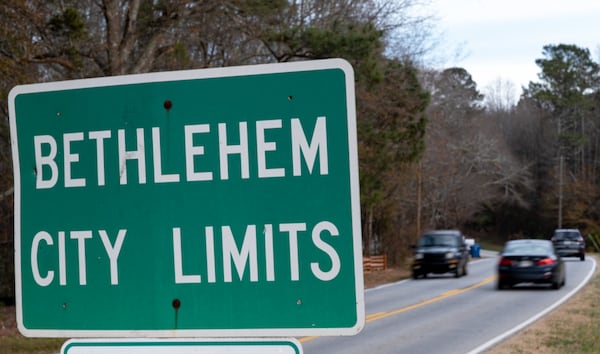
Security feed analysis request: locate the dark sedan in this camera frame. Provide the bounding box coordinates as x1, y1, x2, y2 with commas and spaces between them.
497, 239, 565, 290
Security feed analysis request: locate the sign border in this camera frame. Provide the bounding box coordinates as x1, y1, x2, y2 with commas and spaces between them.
10, 59, 364, 338
61, 338, 303, 354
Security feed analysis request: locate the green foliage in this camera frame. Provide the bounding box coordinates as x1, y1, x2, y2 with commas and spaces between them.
526, 45, 599, 167
358, 59, 428, 207
48, 7, 85, 39
233, 0, 288, 17
520, 44, 600, 232
154, 42, 192, 70
586, 231, 600, 252
429, 67, 484, 130
528, 44, 600, 112
138, 0, 164, 31
300, 21, 384, 80
358, 59, 429, 255
46, 7, 88, 70
264, 19, 385, 83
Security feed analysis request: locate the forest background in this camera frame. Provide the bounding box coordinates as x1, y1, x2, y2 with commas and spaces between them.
1, 0, 600, 298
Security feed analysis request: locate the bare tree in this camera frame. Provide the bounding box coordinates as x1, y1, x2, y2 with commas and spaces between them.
483, 77, 517, 112
420, 67, 533, 230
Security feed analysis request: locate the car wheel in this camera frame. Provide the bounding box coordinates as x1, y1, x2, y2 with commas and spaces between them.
552, 277, 561, 290
412, 271, 420, 279
455, 267, 462, 278
463, 264, 468, 276
580, 253, 585, 261
497, 281, 508, 290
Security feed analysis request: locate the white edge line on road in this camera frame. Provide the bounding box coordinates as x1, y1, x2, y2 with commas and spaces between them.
466, 256, 598, 354
365, 279, 410, 292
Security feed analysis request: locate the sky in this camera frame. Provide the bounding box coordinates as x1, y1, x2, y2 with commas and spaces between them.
430, 0, 600, 99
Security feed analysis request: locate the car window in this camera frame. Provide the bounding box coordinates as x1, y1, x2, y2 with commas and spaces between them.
554, 231, 581, 240
419, 234, 460, 247
504, 242, 550, 255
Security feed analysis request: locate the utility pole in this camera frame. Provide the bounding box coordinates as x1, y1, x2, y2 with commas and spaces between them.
558, 155, 563, 229
557, 113, 563, 229
416, 161, 422, 237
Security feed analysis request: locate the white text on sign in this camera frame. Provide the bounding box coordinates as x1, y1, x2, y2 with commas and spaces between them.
31, 221, 341, 287
33, 117, 328, 188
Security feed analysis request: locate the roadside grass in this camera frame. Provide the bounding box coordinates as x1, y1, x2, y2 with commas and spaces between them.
478, 239, 504, 252
0, 304, 64, 354
0, 336, 64, 354
538, 267, 600, 353
363, 267, 410, 288
477, 235, 507, 253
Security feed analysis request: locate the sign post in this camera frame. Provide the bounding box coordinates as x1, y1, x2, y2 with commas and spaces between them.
10, 59, 363, 338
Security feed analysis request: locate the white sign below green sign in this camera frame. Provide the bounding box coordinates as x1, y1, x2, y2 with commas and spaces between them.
10, 59, 364, 338
61, 338, 303, 354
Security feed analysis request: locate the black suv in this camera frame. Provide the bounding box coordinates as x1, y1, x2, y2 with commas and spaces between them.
412, 230, 469, 279
551, 228, 585, 261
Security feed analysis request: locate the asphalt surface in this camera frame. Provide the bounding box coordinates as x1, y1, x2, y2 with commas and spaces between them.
301, 254, 596, 354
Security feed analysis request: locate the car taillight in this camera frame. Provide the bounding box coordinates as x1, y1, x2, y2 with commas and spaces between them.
499, 257, 513, 266
577, 238, 584, 244
536, 257, 555, 266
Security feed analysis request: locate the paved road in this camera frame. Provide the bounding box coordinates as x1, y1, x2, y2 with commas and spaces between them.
301, 255, 596, 354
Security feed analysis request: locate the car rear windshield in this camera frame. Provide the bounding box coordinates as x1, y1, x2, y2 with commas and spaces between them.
418, 234, 460, 247
553, 231, 581, 240
503, 242, 551, 255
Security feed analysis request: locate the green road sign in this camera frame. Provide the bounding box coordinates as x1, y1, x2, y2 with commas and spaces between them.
9, 59, 364, 337
61, 338, 303, 354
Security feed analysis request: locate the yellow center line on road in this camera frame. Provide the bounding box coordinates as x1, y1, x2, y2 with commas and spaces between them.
299, 275, 497, 343
300, 336, 319, 342
375, 275, 496, 321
